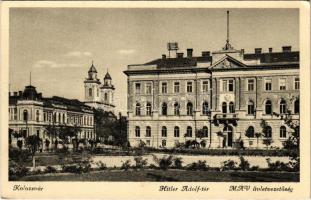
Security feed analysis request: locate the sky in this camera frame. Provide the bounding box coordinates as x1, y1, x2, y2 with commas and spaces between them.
9, 8, 299, 114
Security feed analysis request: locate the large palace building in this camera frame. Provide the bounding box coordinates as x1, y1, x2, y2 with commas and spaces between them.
9, 85, 95, 142
84, 62, 115, 113
124, 14, 299, 149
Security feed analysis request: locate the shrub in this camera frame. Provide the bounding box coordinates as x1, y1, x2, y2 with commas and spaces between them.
92, 147, 105, 154
186, 160, 209, 171
249, 165, 259, 171
32, 168, 43, 175
96, 161, 107, 170
9, 148, 32, 162
152, 155, 174, 170
173, 157, 183, 169
239, 156, 250, 171
121, 160, 131, 171
266, 158, 291, 172
44, 166, 57, 173
221, 159, 238, 171
61, 165, 81, 173
9, 160, 29, 180
133, 156, 148, 169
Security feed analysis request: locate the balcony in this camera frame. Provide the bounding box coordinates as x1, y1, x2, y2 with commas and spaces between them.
215, 113, 238, 119
213, 113, 238, 126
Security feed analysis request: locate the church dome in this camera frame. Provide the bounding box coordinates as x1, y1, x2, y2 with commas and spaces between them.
23, 85, 39, 100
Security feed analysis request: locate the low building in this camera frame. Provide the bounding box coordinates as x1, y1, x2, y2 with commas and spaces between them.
9, 85, 95, 144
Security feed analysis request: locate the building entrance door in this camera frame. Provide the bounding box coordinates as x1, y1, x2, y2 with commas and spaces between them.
223, 126, 233, 147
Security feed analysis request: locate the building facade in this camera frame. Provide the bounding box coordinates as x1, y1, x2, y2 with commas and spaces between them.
9, 85, 95, 144
124, 43, 299, 149
84, 62, 115, 112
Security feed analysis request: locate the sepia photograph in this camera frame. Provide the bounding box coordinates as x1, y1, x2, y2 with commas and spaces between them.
1, 1, 310, 199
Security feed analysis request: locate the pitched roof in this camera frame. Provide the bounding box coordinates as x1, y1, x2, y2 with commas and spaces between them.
88, 64, 97, 73
104, 72, 112, 80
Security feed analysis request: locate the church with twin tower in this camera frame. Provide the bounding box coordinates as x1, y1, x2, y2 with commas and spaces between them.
84, 62, 115, 113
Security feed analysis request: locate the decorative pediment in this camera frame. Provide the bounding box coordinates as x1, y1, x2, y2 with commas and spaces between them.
210, 54, 248, 70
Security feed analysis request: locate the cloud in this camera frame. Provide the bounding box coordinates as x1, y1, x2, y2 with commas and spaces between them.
117, 49, 136, 55
34, 60, 83, 69
64, 51, 92, 57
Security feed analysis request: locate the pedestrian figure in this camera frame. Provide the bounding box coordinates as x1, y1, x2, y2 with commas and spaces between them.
45, 139, 50, 152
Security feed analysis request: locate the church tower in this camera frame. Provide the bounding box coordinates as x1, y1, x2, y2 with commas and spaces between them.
84, 62, 101, 109
100, 70, 115, 112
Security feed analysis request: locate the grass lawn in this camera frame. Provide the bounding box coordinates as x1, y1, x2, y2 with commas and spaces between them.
18, 170, 299, 182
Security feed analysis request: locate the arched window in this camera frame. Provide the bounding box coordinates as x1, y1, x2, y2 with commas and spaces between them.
23, 110, 28, 121
280, 126, 286, 138
187, 102, 193, 116
162, 102, 167, 116
246, 126, 255, 138
146, 102, 152, 116
280, 99, 286, 114
202, 126, 208, 137
63, 114, 66, 124
294, 99, 299, 114
265, 126, 272, 138
135, 126, 140, 137
186, 126, 192, 137
53, 113, 56, 123
88, 88, 92, 97
36, 110, 40, 122
265, 100, 272, 114
174, 126, 180, 137
161, 126, 167, 137
58, 113, 61, 123
222, 102, 227, 113
229, 102, 235, 113
174, 102, 180, 116
146, 126, 151, 137
135, 103, 141, 116
202, 102, 209, 115
104, 93, 108, 101
248, 101, 255, 115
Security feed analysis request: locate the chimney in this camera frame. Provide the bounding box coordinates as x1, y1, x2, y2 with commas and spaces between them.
255, 48, 262, 54
202, 51, 210, 57
176, 52, 184, 58
162, 54, 166, 59
282, 46, 291, 52
14, 92, 18, 96
269, 48, 273, 53
18, 91, 22, 96
186, 48, 193, 58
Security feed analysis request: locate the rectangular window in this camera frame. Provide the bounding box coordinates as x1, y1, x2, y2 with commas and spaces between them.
135, 83, 141, 94
228, 80, 234, 91
222, 80, 227, 92
145, 83, 152, 94
174, 82, 180, 93
279, 78, 286, 90
265, 79, 272, 91
161, 82, 167, 94
248, 79, 255, 91
294, 77, 300, 90
202, 81, 209, 92
187, 82, 193, 93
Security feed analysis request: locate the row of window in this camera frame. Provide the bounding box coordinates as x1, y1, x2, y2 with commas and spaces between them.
134, 77, 299, 95
135, 102, 210, 116
134, 125, 290, 139
245, 125, 288, 138
135, 126, 208, 138
135, 81, 209, 94
245, 77, 300, 92
18, 109, 93, 126
134, 98, 299, 116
